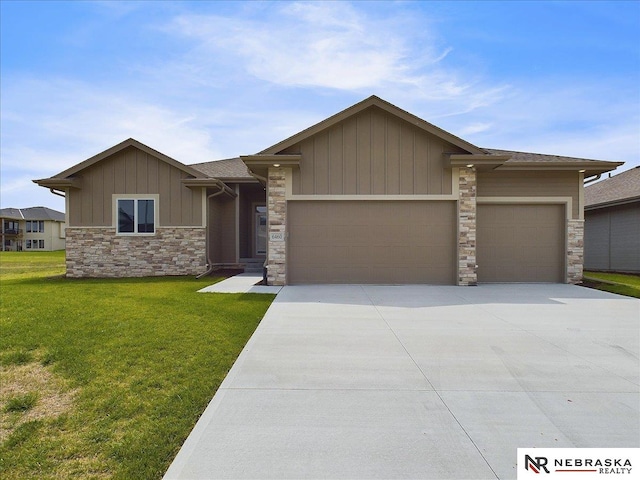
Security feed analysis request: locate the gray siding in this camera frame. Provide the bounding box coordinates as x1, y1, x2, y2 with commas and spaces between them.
585, 203, 640, 273
208, 194, 237, 264
283, 107, 465, 196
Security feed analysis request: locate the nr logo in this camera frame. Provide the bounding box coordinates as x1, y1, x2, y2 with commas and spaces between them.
525, 455, 550, 474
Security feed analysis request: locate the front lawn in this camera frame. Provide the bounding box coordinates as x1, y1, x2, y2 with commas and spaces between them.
0, 251, 275, 479
583, 271, 640, 298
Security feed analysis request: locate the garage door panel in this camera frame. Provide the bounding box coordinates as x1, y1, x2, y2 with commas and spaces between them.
478, 204, 564, 283
288, 201, 456, 284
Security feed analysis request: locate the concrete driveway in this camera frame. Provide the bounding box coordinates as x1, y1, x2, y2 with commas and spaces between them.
164, 284, 639, 480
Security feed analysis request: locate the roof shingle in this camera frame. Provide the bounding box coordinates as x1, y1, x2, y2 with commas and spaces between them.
584, 167, 640, 208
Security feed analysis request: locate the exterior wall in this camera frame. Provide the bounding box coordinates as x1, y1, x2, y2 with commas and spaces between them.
65, 227, 206, 277
238, 183, 266, 258
457, 167, 477, 285
283, 107, 465, 196
584, 203, 640, 273
208, 195, 237, 264
68, 146, 203, 227
23, 220, 66, 251
477, 171, 581, 219
1, 219, 65, 251
567, 219, 584, 283
266, 168, 286, 285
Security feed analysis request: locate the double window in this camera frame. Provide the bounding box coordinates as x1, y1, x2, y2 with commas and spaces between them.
116, 198, 156, 234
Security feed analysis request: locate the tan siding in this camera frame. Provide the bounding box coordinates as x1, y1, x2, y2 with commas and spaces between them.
67, 146, 202, 227
288, 107, 462, 196
371, 113, 386, 194
314, 132, 329, 194
386, 116, 401, 194
477, 171, 580, 219
357, 111, 371, 194
342, 116, 358, 194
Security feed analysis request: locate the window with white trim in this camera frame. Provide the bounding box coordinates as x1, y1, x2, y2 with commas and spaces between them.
26, 220, 44, 233
117, 198, 155, 234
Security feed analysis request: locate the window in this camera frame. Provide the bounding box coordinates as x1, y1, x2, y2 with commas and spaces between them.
26, 240, 32, 249
25, 221, 44, 233
117, 198, 155, 234
39, 240, 45, 249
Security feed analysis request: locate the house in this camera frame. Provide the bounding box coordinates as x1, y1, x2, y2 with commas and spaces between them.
584, 167, 640, 273
0, 207, 66, 252
34, 96, 623, 284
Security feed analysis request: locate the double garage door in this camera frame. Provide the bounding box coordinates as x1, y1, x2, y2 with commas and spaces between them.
287, 201, 565, 284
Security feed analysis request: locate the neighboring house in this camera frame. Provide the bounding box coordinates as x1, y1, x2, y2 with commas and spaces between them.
34, 96, 622, 284
0, 207, 66, 252
584, 167, 640, 273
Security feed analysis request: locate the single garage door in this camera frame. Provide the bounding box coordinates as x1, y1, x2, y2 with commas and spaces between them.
477, 204, 565, 283
288, 201, 456, 284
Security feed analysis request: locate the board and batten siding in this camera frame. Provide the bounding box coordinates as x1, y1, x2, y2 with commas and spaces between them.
68, 146, 203, 227
477, 171, 581, 219
282, 107, 466, 196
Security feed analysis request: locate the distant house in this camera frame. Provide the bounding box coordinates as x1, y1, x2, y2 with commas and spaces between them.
34, 96, 623, 284
0, 207, 66, 252
584, 167, 640, 273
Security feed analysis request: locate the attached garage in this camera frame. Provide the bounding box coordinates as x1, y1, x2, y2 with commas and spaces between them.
288, 201, 456, 284
477, 204, 565, 283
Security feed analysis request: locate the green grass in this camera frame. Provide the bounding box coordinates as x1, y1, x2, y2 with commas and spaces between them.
5, 393, 39, 413
583, 271, 640, 298
0, 251, 275, 479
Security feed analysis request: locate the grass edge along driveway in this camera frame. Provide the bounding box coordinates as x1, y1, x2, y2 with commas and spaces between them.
0, 251, 274, 480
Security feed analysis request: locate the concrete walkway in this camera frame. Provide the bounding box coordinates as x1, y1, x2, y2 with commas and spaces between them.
165, 284, 639, 479
198, 273, 282, 294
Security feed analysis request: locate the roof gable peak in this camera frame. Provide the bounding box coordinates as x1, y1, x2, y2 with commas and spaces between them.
258, 95, 485, 156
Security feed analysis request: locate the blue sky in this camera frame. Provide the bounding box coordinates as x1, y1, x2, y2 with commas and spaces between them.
1, 0, 639, 211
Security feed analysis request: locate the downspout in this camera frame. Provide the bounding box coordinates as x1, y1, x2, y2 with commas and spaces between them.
49, 188, 66, 198
196, 180, 237, 279
583, 174, 601, 185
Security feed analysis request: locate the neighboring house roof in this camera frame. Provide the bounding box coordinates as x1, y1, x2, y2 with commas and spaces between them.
584, 166, 640, 210
189, 157, 255, 181
0, 206, 65, 221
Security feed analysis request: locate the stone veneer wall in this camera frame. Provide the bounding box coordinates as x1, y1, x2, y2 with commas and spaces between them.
567, 219, 584, 284
266, 168, 287, 286
458, 167, 478, 286
65, 227, 206, 278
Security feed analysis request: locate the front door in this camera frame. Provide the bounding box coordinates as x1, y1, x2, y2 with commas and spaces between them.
254, 205, 267, 256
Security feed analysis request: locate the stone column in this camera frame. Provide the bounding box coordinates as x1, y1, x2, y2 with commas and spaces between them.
567, 219, 584, 284
267, 168, 287, 285
458, 167, 477, 286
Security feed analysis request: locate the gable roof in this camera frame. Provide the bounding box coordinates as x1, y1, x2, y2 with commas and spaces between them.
34, 138, 205, 189
189, 157, 255, 180
258, 95, 486, 156
0, 206, 65, 222
585, 166, 640, 209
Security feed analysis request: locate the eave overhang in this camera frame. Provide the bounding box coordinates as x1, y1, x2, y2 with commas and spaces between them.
446, 154, 510, 170
241, 154, 301, 178
32, 177, 81, 189
496, 161, 624, 176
